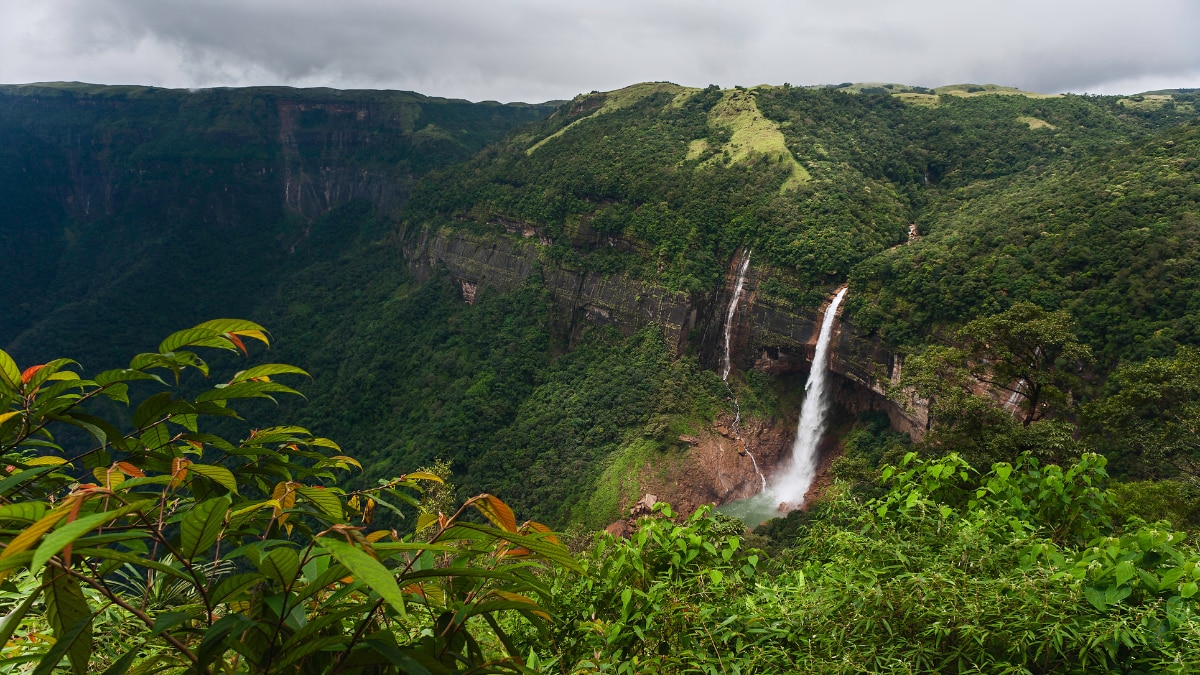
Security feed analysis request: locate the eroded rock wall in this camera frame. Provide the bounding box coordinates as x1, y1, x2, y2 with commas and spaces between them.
406, 227, 701, 353
406, 227, 929, 439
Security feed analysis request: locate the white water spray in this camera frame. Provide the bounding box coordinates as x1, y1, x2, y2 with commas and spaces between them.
719, 250, 766, 491
771, 286, 847, 507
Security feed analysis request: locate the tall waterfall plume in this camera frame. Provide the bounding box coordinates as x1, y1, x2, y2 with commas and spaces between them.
772, 286, 848, 507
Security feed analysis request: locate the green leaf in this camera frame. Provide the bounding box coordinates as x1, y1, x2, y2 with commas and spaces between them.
94, 368, 166, 387
32, 614, 95, 675
186, 464, 239, 495
180, 496, 231, 561
138, 424, 171, 452
132, 392, 176, 431
195, 380, 302, 403
1114, 560, 1135, 587
42, 569, 92, 675
98, 643, 143, 675
210, 572, 265, 605
0, 348, 19, 390
231, 364, 309, 383
362, 636, 433, 675
71, 548, 193, 583
197, 613, 256, 669
317, 538, 407, 617
151, 611, 196, 636
32, 500, 149, 572
259, 547, 301, 587
0, 501, 49, 523
452, 522, 583, 573
296, 485, 343, 521
0, 585, 42, 650
1181, 581, 1198, 598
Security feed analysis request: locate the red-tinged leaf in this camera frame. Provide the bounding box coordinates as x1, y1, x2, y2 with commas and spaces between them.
114, 462, 145, 478
521, 521, 561, 546
467, 494, 518, 533
20, 364, 45, 385
226, 333, 248, 356
169, 457, 191, 489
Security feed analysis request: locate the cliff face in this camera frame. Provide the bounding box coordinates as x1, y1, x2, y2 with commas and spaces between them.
405, 227, 700, 354
406, 227, 929, 438
405, 226, 929, 514
0, 84, 556, 358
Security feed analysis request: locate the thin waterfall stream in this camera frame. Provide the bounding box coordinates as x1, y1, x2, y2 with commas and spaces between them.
719, 251, 766, 491
719, 286, 848, 525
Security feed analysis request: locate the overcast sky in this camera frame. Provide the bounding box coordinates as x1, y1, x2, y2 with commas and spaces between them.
2, 0, 1198, 103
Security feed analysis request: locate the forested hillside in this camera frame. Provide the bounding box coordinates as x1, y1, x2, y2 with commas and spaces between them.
5, 81, 1200, 673
0, 83, 557, 364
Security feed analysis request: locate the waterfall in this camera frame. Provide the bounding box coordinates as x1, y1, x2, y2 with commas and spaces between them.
721, 251, 752, 381
1005, 379, 1026, 411
717, 286, 848, 525
771, 286, 847, 507
719, 250, 766, 491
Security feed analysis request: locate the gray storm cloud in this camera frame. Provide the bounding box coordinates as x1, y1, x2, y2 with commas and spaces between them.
2, 0, 1198, 101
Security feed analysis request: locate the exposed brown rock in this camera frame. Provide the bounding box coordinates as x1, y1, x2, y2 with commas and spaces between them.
634, 414, 792, 517
605, 520, 634, 538
629, 493, 659, 517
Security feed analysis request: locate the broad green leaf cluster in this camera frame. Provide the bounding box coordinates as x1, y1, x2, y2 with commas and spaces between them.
0, 321, 577, 674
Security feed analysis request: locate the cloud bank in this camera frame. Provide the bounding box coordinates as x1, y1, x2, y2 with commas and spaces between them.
3, 0, 1198, 102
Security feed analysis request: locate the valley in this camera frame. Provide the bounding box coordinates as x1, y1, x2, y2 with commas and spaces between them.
4, 79, 1200, 673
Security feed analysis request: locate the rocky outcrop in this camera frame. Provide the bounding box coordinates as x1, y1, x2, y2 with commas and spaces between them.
641, 414, 793, 514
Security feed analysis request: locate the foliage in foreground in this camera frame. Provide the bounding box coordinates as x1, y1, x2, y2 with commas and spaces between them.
0, 321, 577, 674
526, 452, 1200, 674
5, 319, 1200, 674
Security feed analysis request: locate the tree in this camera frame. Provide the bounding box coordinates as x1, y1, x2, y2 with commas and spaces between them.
0, 320, 577, 674
1084, 346, 1200, 482
896, 303, 1091, 463
956, 301, 1092, 426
